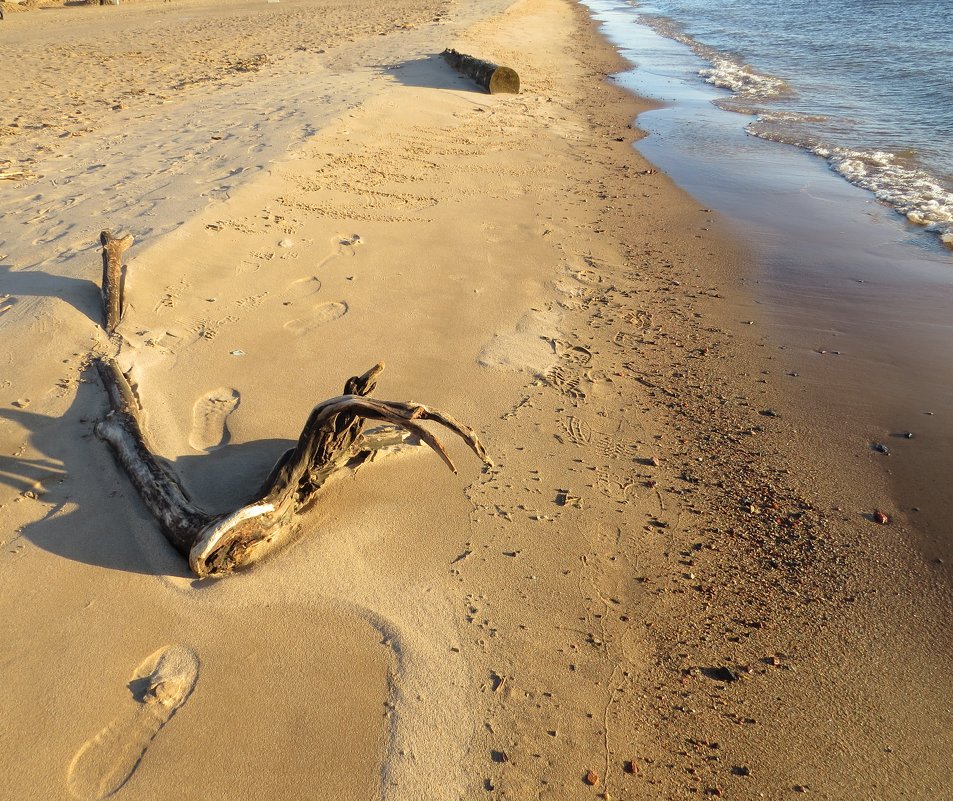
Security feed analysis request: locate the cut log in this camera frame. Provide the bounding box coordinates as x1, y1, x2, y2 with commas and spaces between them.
441, 48, 520, 94
100, 230, 133, 334
95, 357, 491, 577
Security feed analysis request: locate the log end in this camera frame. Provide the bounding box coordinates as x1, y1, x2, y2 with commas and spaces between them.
189, 503, 278, 578
101, 229, 135, 254
488, 66, 520, 94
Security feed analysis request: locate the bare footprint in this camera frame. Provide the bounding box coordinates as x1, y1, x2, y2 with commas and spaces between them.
67, 645, 200, 801
188, 387, 240, 452
284, 301, 348, 335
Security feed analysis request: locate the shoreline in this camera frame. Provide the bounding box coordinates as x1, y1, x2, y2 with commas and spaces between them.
587, 0, 953, 578
578, 1, 953, 795
1, 0, 951, 798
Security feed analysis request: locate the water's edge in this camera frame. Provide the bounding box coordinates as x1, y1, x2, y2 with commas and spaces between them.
581, 0, 953, 572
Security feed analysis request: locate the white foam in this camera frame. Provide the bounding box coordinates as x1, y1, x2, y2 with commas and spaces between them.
700, 58, 788, 98
742, 120, 953, 244
637, 12, 788, 100
818, 145, 952, 240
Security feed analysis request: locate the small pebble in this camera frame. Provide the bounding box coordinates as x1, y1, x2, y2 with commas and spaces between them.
706, 666, 740, 682
874, 510, 890, 525
585, 770, 599, 786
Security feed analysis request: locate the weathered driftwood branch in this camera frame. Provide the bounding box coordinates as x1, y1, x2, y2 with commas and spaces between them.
93, 229, 489, 577
95, 357, 491, 577
441, 48, 520, 94
100, 230, 133, 334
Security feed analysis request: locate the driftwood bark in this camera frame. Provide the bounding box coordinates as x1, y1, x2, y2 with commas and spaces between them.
100, 230, 133, 334
441, 48, 520, 94
93, 233, 490, 578
95, 357, 490, 577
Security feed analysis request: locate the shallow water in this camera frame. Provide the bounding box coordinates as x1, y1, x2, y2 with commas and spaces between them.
627, 0, 953, 247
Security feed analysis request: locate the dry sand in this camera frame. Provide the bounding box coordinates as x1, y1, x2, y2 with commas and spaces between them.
1, 0, 950, 799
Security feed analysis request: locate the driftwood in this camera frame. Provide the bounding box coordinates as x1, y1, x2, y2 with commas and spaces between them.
441, 48, 520, 94
100, 230, 133, 334
93, 233, 491, 578
0, 170, 38, 180
95, 358, 490, 577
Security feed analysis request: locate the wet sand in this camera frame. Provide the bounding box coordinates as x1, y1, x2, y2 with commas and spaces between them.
1, 0, 950, 799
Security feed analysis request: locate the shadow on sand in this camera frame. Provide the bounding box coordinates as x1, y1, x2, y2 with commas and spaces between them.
378, 54, 487, 94
1, 369, 294, 578
0, 262, 102, 326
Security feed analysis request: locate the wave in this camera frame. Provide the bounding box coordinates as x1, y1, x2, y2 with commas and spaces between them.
635, 11, 789, 100
818, 147, 953, 244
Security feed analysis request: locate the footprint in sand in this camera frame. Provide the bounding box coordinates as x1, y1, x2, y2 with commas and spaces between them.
67, 645, 200, 801
188, 387, 240, 452
280, 275, 322, 307
284, 301, 348, 335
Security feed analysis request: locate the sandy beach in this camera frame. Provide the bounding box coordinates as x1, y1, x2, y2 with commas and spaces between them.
1, 0, 950, 799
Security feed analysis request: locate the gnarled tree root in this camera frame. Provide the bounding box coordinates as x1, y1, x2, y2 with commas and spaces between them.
92, 229, 489, 577
95, 358, 491, 577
